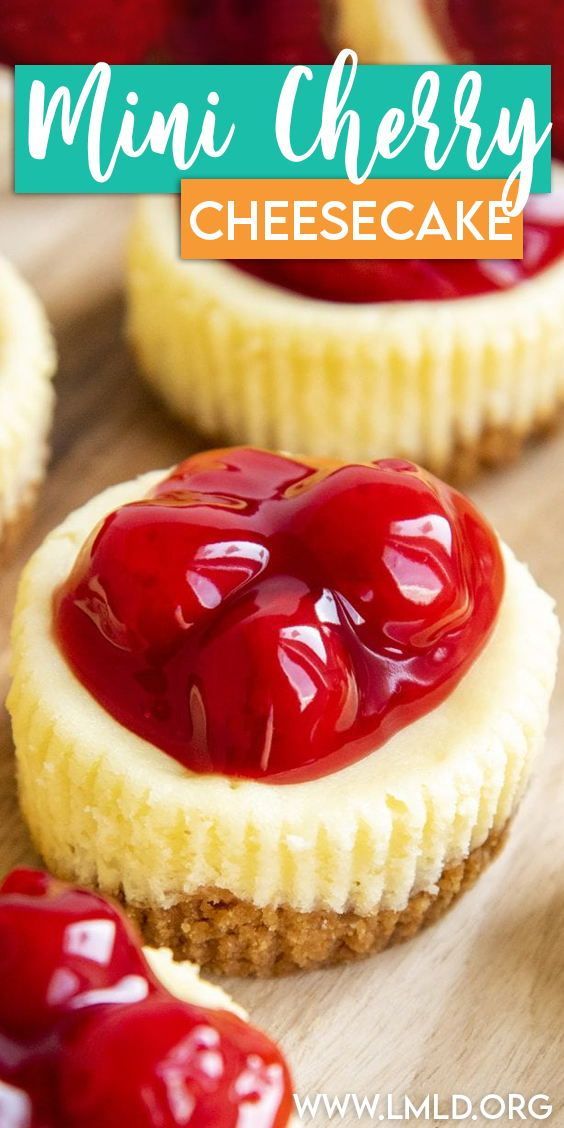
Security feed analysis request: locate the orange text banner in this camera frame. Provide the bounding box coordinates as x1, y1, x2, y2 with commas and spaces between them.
180, 178, 522, 260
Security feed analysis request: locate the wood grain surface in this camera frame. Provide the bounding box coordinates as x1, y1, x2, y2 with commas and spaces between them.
1, 193, 563, 1126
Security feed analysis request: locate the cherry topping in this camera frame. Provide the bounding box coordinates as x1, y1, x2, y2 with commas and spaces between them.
55, 449, 504, 783
0, 868, 293, 1127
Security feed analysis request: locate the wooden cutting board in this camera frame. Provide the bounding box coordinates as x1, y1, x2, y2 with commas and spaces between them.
1, 193, 563, 1126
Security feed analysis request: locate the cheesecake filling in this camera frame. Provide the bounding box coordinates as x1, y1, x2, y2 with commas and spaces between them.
175, 0, 564, 302
0, 867, 292, 1127
54, 448, 504, 784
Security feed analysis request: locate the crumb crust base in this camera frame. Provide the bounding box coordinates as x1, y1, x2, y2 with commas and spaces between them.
109, 825, 509, 976
445, 414, 562, 483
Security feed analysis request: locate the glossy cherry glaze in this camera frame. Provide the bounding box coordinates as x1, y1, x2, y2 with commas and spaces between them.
0, 868, 292, 1128
55, 449, 504, 784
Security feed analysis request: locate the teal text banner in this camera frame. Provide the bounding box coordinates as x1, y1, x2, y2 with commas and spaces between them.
14, 62, 552, 194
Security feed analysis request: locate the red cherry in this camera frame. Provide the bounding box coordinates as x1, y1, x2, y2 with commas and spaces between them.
0, 0, 171, 65
59, 996, 293, 1128
288, 461, 475, 644
78, 504, 271, 654
181, 576, 359, 779
55, 449, 504, 783
75, 448, 313, 657
0, 869, 156, 1039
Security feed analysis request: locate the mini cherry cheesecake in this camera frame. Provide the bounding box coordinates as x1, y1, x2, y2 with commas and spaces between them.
8, 448, 559, 974
0, 256, 55, 556
128, 0, 564, 477
0, 866, 293, 1127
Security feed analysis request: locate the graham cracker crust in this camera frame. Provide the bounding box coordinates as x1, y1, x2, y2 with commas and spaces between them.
120, 824, 509, 976
447, 412, 562, 484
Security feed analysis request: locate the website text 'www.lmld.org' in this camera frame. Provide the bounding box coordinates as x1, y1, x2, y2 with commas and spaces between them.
293, 1092, 553, 1122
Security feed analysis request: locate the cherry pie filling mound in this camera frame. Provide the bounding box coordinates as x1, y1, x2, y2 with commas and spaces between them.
55, 448, 504, 785
0, 867, 293, 1128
